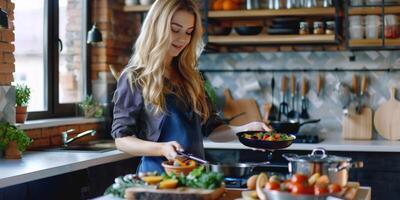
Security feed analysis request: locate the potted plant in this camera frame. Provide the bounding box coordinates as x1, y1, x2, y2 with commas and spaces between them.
78, 95, 104, 118
15, 84, 31, 123
0, 122, 33, 159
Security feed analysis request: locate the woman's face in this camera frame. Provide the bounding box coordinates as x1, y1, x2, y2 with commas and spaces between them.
168, 10, 195, 58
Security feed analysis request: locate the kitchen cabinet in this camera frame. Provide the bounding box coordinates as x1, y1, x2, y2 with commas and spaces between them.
346, 1, 400, 49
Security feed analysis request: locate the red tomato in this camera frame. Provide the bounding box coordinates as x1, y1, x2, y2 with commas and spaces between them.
262, 134, 270, 140
291, 173, 308, 184
265, 181, 280, 190
328, 183, 342, 193
282, 180, 293, 192
314, 184, 329, 196
273, 133, 281, 139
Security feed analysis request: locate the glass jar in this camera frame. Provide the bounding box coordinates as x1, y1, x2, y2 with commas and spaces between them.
325, 21, 335, 34
299, 21, 310, 35
313, 21, 324, 34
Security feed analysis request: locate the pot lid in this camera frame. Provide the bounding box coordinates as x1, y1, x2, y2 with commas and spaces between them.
283, 148, 352, 163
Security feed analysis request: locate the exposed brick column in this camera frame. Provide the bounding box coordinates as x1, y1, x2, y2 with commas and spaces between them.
90, 0, 140, 81
0, 0, 15, 123
0, 0, 15, 85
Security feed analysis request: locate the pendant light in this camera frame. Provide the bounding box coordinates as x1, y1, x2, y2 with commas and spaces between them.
0, 8, 9, 29
87, 0, 102, 44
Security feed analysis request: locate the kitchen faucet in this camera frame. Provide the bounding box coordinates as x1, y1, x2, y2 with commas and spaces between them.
62, 129, 96, 146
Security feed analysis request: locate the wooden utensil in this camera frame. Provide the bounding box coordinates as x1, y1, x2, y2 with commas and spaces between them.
278, 76, 288, 121
223, 89, 262, 126
342, 75, 372, 140
125, 186, 225, 200
316, 73, 323, 96
300, 76, 309, 119
374, 87, 400, 140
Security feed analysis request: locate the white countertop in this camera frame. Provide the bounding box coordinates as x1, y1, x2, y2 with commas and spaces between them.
0, 150, 133, 189
203, 138, 400, 152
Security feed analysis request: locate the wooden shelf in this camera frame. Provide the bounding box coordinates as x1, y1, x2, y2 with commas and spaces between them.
208, 34, 336, 45
123, 5, 151, 12
384, 6, 400, 14
385, 39, 400, 46
208, 8, 335, 18
349, 6, 400, 15
348, 39, 383, 47
348, 7, 382, 15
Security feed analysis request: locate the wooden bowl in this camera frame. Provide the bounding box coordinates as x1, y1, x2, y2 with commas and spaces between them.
161, 161, 196, 176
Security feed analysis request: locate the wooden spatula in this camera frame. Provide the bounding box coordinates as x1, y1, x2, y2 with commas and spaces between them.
374, 87, 400, 140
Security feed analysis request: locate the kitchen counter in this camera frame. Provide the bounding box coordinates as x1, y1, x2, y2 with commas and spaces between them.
204, 137, 400, 152
0, 149, 133, 188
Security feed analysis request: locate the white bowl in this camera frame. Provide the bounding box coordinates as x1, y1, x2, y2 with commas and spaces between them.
349, 26, 365, 39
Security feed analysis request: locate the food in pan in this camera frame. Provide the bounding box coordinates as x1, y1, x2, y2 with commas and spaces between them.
242, 131, 295, 141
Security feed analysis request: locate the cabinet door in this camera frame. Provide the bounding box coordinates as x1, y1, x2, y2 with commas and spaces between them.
1, 184, 28, 200
28, 170, 88, 200
86, 157, 140, 198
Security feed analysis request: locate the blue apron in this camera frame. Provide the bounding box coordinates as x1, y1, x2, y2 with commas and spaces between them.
137, 94, 205, 174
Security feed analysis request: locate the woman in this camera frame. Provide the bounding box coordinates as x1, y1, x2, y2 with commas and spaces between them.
111, 0, 269, 174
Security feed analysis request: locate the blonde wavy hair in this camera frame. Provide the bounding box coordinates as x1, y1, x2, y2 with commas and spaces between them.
124, 0, 209, 121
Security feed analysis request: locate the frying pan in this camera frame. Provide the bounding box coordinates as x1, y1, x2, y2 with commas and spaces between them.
236, 131, 295, 150
268, 119, 320, 135
177, 151, 270, 177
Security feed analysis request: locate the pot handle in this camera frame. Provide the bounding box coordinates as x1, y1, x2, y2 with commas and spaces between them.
299, 119, 321, 126
282, 153, 299, 161
311, 147, 327, 158
329, 161, 364, 172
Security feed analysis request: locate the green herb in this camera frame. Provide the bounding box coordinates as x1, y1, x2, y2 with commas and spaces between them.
0, 122, 33, 151
15, 84, 31, 106
78, 95, 104, 118
104, 174, 155, 198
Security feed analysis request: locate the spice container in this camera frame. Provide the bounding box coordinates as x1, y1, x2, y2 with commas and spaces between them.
299, 21, 310, 35
325, 21, 335, 34
384, 15, 400, 39
313, 21, 324, 34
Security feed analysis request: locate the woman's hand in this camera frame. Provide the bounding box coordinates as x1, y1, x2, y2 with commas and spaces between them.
241, 121, 271, 132
159, 141, 183, 161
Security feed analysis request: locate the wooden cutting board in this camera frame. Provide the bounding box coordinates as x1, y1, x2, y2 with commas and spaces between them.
125, 186, 225, 200
374, 87, 400, 140
342, 107, 372, 140
223, 89, 262, 126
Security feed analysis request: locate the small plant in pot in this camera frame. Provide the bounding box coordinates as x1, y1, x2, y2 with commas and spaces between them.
0, 122, 33, 159
78, 95, 104, 118
15, 84, 31, 123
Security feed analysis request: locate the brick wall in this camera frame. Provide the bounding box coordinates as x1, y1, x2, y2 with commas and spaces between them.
90, 0, 139, 80
0, 0, 15, 85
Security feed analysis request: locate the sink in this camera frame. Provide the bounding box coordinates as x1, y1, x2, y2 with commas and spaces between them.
43, 140, 116, 152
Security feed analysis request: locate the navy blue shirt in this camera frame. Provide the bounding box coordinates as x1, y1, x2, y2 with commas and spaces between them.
137, 94, 205, 174
111, 72, 226, 172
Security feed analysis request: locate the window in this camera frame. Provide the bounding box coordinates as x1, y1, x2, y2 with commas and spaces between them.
14, 0, 88, 119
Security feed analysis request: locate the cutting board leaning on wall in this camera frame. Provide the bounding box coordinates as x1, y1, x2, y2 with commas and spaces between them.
222, 89, 262, 126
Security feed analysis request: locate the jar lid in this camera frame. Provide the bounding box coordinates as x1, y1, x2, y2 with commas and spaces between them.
283, 148, 352, 163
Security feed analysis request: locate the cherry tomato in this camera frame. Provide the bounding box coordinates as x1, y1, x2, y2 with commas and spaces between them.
328, 183, 342, 193
265, 181, 280, 191
291, 173, 308, 184
282, 180, 293, 192
314, 184, 329, 196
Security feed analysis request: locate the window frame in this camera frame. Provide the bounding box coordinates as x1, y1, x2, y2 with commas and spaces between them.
27, 0, 90, 119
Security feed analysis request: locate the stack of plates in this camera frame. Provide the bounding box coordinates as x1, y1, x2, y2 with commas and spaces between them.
267, 17, 300, 35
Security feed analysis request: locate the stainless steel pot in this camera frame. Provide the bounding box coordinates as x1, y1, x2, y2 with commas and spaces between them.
283, 148, 363, 186
206, 162, 271, 178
